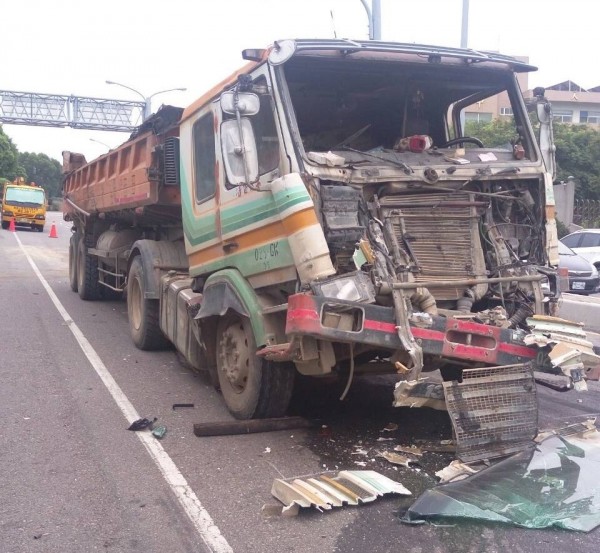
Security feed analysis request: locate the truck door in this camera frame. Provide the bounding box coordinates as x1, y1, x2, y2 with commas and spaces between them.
184, 107, 221, 277
216, 72, 296, 286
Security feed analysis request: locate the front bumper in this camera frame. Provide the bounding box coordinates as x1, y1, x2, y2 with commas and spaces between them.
286, 293, 537, 366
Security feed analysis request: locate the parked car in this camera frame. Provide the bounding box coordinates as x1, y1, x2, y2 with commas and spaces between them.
561, 229, 600, 268
558, 240, 600, 295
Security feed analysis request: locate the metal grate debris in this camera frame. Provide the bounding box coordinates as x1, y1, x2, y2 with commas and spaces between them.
271, 470, 411, 512
443, 363, 538, 463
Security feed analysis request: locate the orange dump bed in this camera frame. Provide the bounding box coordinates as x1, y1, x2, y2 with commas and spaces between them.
62, 106, 183, 225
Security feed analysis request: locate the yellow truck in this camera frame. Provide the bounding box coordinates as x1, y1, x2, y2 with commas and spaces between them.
63, 39, 569, 456
1, 177, 47, 232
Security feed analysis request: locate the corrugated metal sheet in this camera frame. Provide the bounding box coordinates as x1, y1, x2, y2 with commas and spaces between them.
271, 470, 411, 512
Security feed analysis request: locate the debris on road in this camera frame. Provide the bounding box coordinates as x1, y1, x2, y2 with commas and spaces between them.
271, 470, 411, 514
151, 425, 167, 439
405, 424, 600, 532
393, 379, 447, 410
435, 460, 480, 483
381, 422, 398, 432
127, 417, 157, 431
172, 403, 195, 410
378, 451, 417, 468
193, 416, 314, 437
394, 445, 423, 457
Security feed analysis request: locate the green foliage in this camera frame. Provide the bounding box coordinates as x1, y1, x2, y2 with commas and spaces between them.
556, 218, 570, 238
552, 123, 600, 200
465, 119, 519, 149
0, 125, 25, 180
18, 152, 62, 198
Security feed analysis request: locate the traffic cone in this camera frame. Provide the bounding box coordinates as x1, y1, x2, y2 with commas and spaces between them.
9, 217, 15, 232
49, 222, 58, 238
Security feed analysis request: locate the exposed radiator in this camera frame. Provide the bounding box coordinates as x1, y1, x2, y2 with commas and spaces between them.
379, 191, 487, 300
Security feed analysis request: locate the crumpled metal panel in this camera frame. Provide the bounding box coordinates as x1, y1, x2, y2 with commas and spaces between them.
271, 470, 411, 512
443, 363, 538, 463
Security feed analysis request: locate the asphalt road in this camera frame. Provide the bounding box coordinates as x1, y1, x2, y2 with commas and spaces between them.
2, 211, 600, 553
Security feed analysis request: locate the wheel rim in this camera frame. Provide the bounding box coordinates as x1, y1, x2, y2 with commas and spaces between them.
130, 275, 142, 331
218, 320, 251, 394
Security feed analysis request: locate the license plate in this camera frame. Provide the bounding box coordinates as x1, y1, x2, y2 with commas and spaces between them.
17, 218, 30, 224
571, 281, 586, 290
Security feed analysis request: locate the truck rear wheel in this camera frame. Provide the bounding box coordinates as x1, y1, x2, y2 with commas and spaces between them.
77, 238, 102, 300
127, 255, 169, 350
216, 315, 295, 419
69, 233, 79, 292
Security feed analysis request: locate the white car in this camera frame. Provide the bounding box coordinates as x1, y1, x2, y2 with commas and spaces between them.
561, 229, 600, 269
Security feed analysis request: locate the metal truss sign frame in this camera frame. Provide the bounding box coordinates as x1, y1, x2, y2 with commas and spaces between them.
0, 90, 145, 131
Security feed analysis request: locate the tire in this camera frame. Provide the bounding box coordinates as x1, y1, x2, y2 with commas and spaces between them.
216, 315, 295, 419
69, 233, 79, 292
127, 255, 169, 350
77, 237, 102, 300
1, 221, 8, 230
37, 225, 44, 233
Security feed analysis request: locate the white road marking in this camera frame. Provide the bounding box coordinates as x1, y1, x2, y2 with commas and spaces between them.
15, 233, 233, 553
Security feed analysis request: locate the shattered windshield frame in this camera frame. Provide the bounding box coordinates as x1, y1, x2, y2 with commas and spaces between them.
280, 55, 538, 169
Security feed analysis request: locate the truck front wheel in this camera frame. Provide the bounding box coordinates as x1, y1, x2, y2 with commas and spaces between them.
216, 315, 295, 419
127, 255, 169, 350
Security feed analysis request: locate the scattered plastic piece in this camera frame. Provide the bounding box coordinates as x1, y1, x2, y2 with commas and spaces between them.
435, 460, 479, 483
393, 379, 446, 410
382, 423, 398, 432
394, 445, 423, 456
127, 417, 157, 431
378, 451, 416, 468
172, 403, 195, 409
151, 425, 167, 439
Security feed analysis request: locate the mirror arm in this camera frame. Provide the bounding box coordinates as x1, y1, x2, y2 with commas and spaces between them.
233, 87, 251, 186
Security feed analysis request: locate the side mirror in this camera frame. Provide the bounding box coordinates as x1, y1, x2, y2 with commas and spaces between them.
221, 118, 259, 186
220, 91, 260, 116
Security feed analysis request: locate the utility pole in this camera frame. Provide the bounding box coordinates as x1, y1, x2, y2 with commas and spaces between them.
461, 0, 469, 48
105, 81, 186, 122
360, 0, 382, 40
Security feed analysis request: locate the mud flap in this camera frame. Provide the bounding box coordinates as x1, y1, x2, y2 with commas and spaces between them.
443, 363, 538, 463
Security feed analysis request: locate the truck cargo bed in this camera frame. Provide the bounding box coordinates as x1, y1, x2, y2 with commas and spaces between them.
63, 106, 183, 226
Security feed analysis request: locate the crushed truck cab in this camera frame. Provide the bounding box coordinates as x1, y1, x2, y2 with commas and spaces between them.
64, 39, 566, 427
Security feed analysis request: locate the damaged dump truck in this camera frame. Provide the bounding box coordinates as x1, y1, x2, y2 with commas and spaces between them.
63, 39, 566, 424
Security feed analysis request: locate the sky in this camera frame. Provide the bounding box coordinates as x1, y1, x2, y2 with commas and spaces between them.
1, 0, 595, 163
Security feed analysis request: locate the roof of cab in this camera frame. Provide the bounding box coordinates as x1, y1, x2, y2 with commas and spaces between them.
180, 38, 536, 123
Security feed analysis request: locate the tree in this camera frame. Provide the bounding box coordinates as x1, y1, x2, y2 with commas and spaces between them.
0, 125, 25, 180
18, 152, 62, 198
465, 118, 600, 200
552, 123, 600, 200
465, 118, 518, 148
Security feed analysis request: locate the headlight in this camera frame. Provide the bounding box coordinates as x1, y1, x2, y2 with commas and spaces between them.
540, 276, 550, 292
35, 214, 45, 219
311, 271, 376, 303
3, 210, 13, 217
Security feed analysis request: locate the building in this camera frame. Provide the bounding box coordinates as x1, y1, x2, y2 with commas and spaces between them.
463, 56, 530, 123
533, 81, 600, 125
